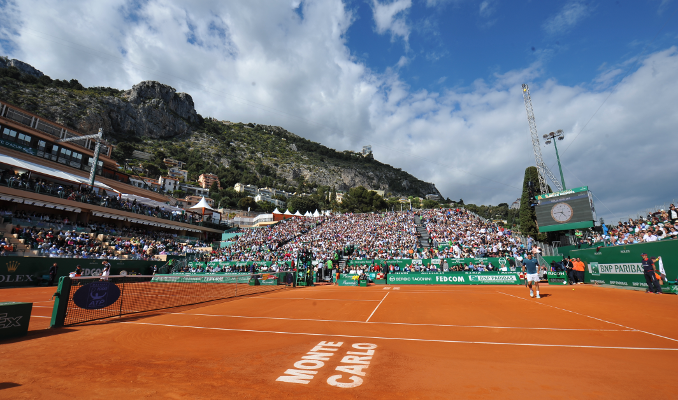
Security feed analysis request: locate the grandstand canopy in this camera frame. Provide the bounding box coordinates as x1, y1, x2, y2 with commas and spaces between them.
120, 194, 183, 212
0, 153, 117, 193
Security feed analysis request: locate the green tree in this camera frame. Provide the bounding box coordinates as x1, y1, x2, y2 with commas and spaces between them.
111, 142, 135, 162
257, 201, 276, 213
238, 196, 257, 211
519, 166, 548, 240
288, 196, 320, 214
341, 187, 388, 213
422, 199, 439, 209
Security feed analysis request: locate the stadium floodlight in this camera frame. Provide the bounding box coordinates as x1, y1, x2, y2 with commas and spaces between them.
543, 129, 566, 190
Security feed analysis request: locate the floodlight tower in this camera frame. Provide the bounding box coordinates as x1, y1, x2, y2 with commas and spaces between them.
57, 128, 105, 187
521, 84, 563, 194
543, 130, 566, 190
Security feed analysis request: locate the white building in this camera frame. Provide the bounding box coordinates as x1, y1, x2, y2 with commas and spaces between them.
168, 167, 188, 182
254, 194, 286, 208
159, 176, 180, 192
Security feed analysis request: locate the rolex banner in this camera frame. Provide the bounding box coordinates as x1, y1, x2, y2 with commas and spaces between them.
387, 272, 521, 285
0, 257, 161, 287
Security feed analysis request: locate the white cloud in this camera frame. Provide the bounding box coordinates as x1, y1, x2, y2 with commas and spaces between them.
542, 1, 592, 35
395, 55, 409, 68
370, 0, 412, 43
479, 0, 495, 18
1, 1, 677, 223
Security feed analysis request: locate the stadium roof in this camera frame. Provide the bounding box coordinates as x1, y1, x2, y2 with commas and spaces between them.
0, 153, 117, 193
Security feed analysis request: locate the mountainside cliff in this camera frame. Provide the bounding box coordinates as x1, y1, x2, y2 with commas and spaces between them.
0, 56, 442, 199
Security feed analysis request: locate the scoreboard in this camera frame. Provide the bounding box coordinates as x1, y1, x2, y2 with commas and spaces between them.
534, 186, 596, 232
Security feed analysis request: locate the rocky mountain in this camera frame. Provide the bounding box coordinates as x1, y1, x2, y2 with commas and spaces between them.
0, 56, 442, 200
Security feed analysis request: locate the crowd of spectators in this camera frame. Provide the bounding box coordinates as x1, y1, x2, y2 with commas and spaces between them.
602, 205, 678, 246
1, 209, 206, 259
420, 208, 526, 259
568, 204, 678, 248
1, 170, 209, 226
206, 217, 318, 263
282, 212, 419, 262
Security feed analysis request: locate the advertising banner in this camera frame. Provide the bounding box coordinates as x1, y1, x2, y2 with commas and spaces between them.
570, 240, 678, 291
151, 274, 254, 284
387, 272, 520, 285
0, 257, 162, 287
546, 272, 568, 285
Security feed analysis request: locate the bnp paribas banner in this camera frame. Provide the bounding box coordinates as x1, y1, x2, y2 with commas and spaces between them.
387, 272, 521, 285
570, 239, 678, 291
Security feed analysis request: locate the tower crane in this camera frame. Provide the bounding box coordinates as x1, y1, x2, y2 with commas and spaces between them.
57, 128, 105, 188
521, 84, 563, 194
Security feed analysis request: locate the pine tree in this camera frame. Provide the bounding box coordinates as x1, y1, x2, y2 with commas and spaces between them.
519, 166, 540, 239
519, 166, 550, 241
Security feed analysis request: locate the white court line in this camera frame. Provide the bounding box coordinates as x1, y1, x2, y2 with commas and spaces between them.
31, 305, 53, 308
247, 297, 380, 302
497, 291, 678, 344
30, 315, 50, 318
119, 321, 678, 351
168, 312, 632, 332
365, 292, 389, 322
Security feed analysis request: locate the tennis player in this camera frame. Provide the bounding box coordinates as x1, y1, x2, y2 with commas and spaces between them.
522, 253, 541, 298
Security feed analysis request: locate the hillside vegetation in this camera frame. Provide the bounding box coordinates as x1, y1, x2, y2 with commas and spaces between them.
0, 57, 442, 210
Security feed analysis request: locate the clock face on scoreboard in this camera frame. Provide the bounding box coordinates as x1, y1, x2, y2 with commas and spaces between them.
551, 202, 573, 223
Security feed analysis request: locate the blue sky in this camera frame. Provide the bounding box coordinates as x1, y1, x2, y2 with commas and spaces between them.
345, 0, 677, 91
0, 0, 677, 223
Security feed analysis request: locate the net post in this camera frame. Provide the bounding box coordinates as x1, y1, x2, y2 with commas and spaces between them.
118, 279, 125, 318
50, 276, 72, 328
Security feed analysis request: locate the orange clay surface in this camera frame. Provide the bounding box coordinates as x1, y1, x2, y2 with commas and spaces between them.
1, 284, 677, 399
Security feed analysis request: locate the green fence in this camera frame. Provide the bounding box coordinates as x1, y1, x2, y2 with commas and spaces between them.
0, 257, 163, 287
570, 240, 678, 291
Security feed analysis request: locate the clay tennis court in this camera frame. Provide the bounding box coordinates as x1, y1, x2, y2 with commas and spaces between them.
1, 284, 677, 399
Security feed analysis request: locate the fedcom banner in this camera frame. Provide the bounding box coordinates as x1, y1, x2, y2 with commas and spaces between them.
387, 272, 520, 285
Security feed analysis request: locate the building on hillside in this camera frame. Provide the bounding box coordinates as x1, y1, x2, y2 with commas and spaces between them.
179, 182, 209, 197
129, 177, 145, 188
142, 178, 161, 191
254, 194, 285, 208
335, 192, 344, 203
130, 165, 146, 174
373, 190, 385, 197
168, 167, 188, 182
163, 158, 185, 168
132, 150, 153, 160
198, 173, 220, 190
234, 183, 258, 195
510, 198, 521, 210
425, 194, 441, 200
362, 145, 372, 156
159, 176, 180, 192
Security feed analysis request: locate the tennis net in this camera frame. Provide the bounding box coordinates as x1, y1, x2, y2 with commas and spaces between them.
50, 272, 296, 327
